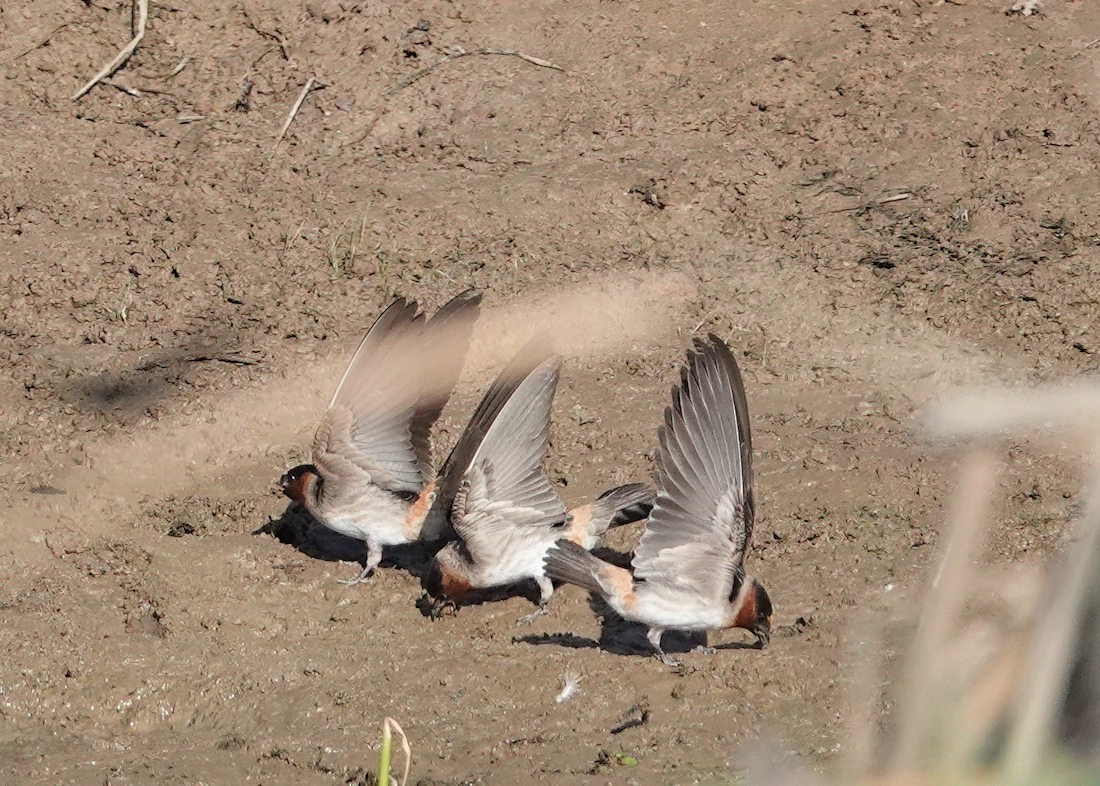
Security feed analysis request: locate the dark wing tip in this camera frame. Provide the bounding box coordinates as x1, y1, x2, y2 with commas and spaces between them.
431, 289, 483, 322
385, 294, 414, 313
447, 289, 482, 306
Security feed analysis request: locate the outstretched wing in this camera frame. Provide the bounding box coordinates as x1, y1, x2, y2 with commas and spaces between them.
631, 335, 754, 602
448, 356, 568, 561
314, 292, 479, 496
408, 290, 482, 479
427, 336, 556, 526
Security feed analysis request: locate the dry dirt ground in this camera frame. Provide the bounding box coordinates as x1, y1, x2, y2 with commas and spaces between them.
1, 0, 1099, 783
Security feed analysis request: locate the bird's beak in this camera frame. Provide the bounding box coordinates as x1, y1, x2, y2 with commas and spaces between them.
755, 629, 770, 649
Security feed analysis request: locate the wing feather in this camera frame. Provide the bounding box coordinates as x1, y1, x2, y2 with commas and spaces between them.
408, 290, 482, 478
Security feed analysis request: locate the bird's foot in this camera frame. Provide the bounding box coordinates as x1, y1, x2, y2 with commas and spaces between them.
658, 653, 683, 668
692, 645, 718, 655
336, 565, 374, 586
516, 605, 549, 626
427, 597, 458, 621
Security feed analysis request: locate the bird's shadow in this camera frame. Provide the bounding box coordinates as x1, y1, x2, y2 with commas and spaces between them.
515, 546, 762, 658
254, 503, 433, 576
255, 504, 551, 613
414, 573, 549, 620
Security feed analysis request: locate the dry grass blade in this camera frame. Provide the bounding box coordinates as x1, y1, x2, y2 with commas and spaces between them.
1001, 456, 1100, 784
383, 717, 411, 786
4, 21, 72, 64
922, 379, 1100, 442
72, 0, 148, 100
889, 450, 999, 773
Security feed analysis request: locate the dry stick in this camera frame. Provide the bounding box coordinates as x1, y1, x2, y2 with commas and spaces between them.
164, 56, 190, 78
72, 0, 148, 100
271, 77, 318, 156
4, 21, 72, 64
385, 47, 564, 97
103, 79, 142, 97
825, 192, 912, 214
347, 46, 563, 147
1071, 37, 1100, 58
889, 450, 999, 774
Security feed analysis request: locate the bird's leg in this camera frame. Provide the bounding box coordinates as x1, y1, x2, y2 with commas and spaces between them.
337, 537, 382, 586
647, 627, 681, 667
692, 629, 717, 655
516, 576, 554, 626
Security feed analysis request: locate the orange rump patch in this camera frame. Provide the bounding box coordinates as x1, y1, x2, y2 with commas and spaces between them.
564, 504, 593, 544
599, 564, 636, 609
403, 480, 436, 538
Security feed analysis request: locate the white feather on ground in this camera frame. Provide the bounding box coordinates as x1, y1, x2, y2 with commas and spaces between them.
554, 670, 582, 703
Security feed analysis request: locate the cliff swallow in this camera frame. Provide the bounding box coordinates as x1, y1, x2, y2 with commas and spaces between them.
424, 345, 655, 622
544, 335, 772, 666
278, 290, 481, 584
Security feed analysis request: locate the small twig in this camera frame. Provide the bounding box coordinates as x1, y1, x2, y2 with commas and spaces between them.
271, 77, 320, 156
103, 79, 142, 97
4, 21, 72, 64
281, 219, 306, 258
186, 354, 260, 366
346, 46, 563, 147
72, 0, 149, 100
242, 4, 291, 62
386, 46, 564, 97
876, 193, 912, 205
1071, 37, 1100, 58
164, 56, 190, 78
826, 192, 911, 214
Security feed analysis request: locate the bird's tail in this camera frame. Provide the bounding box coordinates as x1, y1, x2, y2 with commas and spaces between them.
544, 539, 608, 595
590, 483, 655, 533
567, 483, 655, 547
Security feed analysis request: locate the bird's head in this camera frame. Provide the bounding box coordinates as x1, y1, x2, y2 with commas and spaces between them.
278, 463, 320, 505
732, 576, 773, 649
